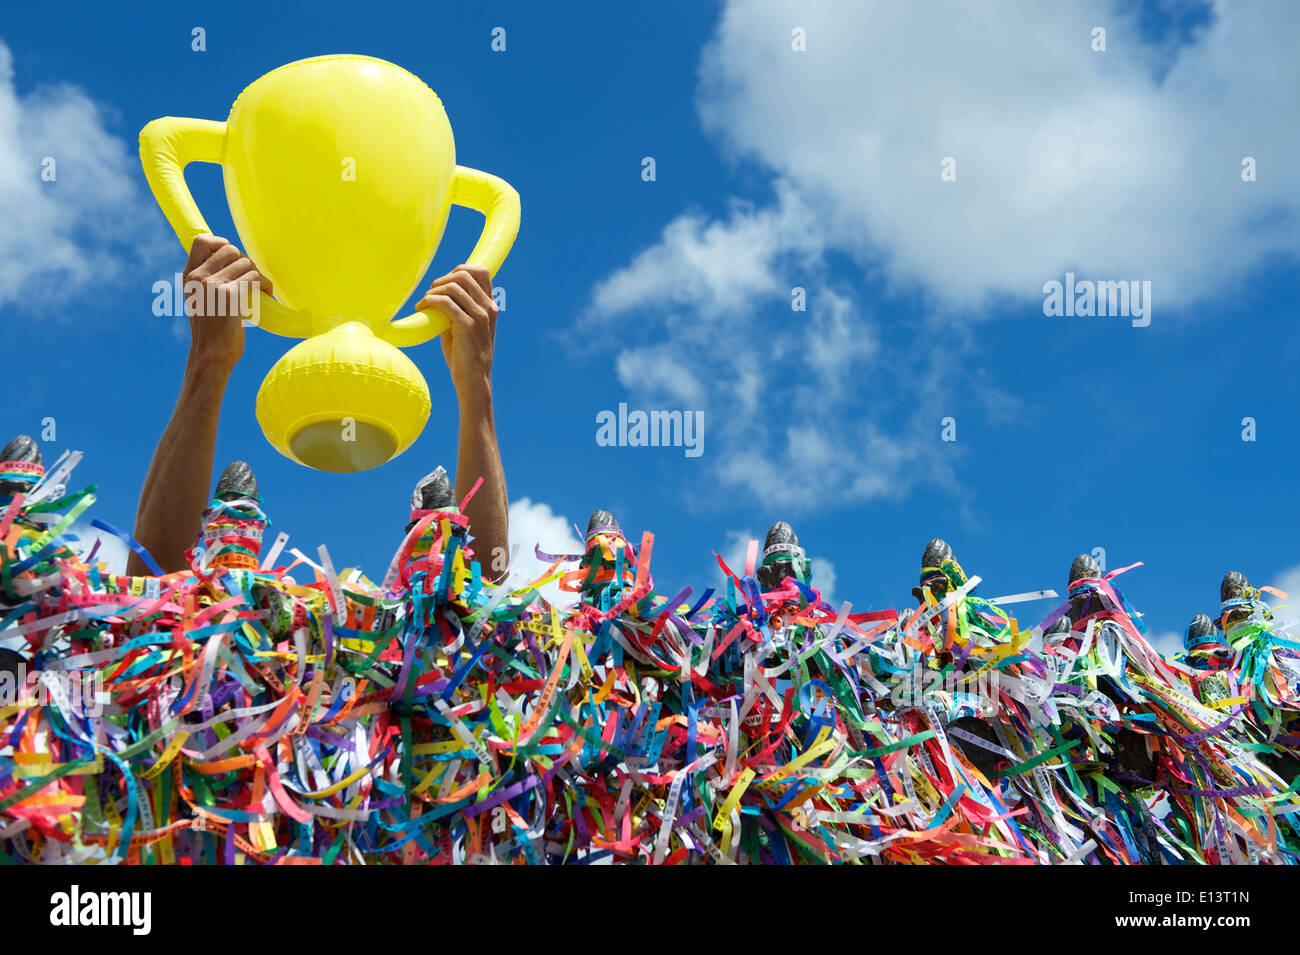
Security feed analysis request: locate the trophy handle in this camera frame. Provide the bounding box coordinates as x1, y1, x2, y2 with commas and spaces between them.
139, 116, 313, 339
381, 165, 521, 347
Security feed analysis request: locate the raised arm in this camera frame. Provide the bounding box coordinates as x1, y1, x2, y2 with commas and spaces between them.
126, 235, 270, 575
416, 265, 508, 574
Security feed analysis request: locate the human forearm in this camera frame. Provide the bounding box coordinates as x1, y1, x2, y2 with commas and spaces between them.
126, 355, 229, 575
125, 235, 261, 575
455, 379, 508, 576
418, 264, 507, 575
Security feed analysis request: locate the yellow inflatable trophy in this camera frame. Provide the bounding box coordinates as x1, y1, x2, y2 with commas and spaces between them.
140, 54, 520, 472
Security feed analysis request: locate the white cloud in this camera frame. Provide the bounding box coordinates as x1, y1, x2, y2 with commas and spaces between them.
588, 186, 824, 321
596, 224, 946, 511
0, 39, 167, 311
1266, 564, 1300, 615
720, 528, 758, 578
696, 0, 1299, 309
1147, 629, 1185, 658
614, 343, 707, 408
504, 497, 581, 609
68, 521, 129, 575
812, 558, 836, 605
583, 0, 1298, 512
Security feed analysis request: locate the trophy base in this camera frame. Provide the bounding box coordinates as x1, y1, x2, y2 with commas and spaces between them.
290, 419, 398, 473
256, 321, 431, 473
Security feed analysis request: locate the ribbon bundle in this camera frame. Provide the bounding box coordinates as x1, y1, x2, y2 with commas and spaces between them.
2, 453, 1299, 864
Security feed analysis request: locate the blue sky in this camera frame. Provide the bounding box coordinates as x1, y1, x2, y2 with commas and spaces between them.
2, 0, 1298, 654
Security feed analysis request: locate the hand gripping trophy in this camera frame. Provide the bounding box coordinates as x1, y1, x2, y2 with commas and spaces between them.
140, 54, 520, 472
